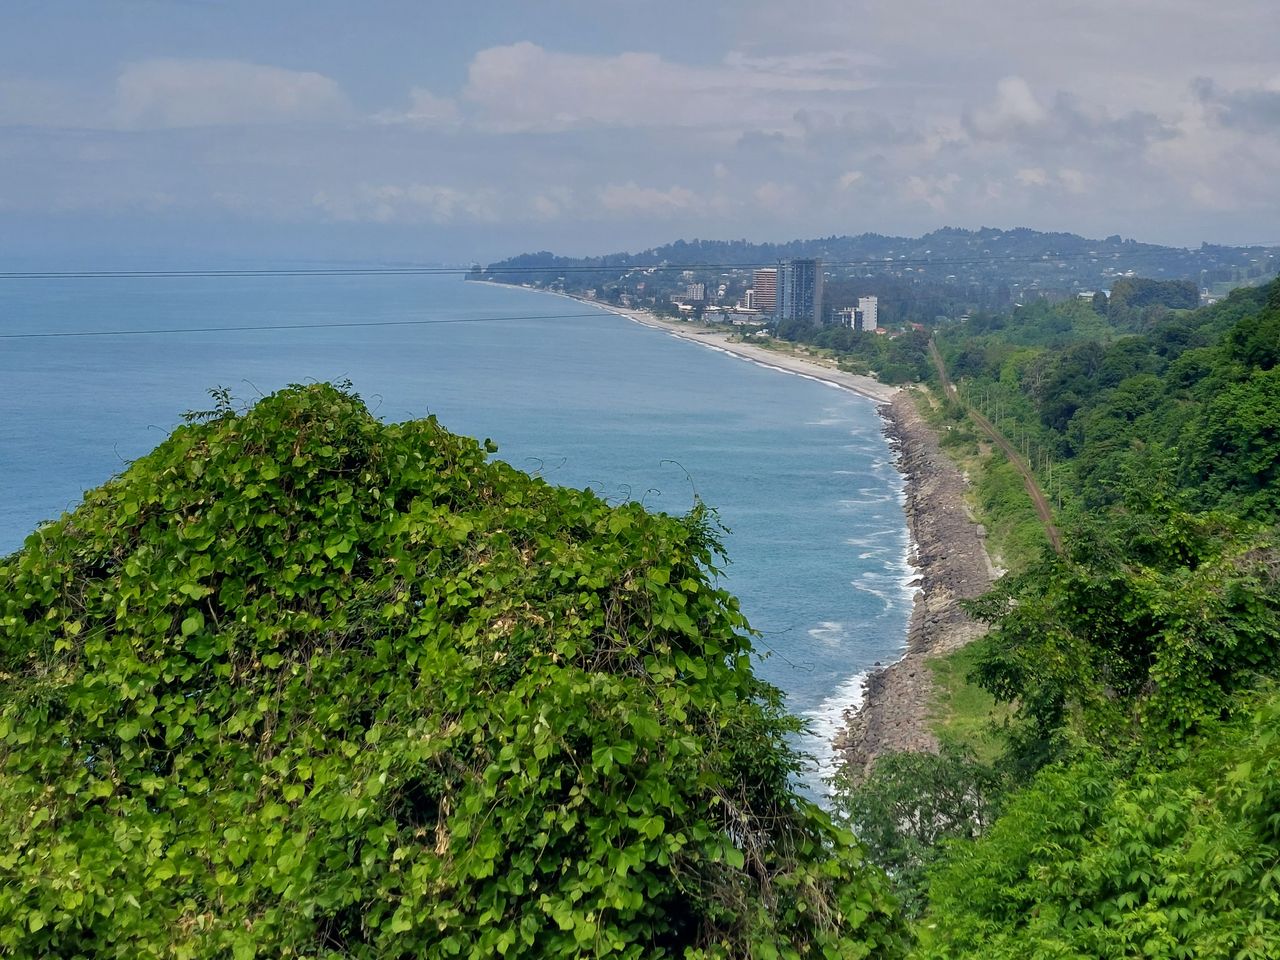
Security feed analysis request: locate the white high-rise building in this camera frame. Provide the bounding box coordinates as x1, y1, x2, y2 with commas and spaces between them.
857, 296, 879, 331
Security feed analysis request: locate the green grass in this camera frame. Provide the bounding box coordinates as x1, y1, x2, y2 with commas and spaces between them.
927, 638, 1011, 764
910, 389, 1023, 762
919, 389, 1048, 577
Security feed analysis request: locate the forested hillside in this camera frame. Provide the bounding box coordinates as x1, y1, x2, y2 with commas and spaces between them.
842, 278, 1280, 956
937, 276, 1280, 520
481, 229, 1277, 301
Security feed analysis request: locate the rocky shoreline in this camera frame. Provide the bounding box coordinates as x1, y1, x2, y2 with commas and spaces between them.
835, 391, 999, 777
477, 281, 995, 773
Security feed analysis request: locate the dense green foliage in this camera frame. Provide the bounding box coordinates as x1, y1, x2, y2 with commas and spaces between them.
920, 692, 1280, 959
0, 384, 905, 959
970, 497, 1280, 772
835, 279, 1280, 955
831, 746, 1001, 920
936, 278, 1280, 522
771, 324, 930, 385
1106, 277, 1199, 328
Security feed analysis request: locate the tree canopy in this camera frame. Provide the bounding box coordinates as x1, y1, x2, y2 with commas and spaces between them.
0, 383, 904, 959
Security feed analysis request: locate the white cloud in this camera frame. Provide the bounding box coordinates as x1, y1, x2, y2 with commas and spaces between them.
313, 183, 498, 223
530, 187, 574, 220
462, 41, 871, 133
114, 59, 348, 129
597, 182, 701, 217
752, 181, 799, 214
837, 170, 864, 190
373, 87, 459, 128
1143, 79, 1280, 212
967, 76, 1046, 138
1015, 166, 1049, 186
1058, 167, 1087, 194
902, 173, 960, 212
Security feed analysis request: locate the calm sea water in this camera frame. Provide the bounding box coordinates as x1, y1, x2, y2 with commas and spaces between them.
0, 273, 914, 790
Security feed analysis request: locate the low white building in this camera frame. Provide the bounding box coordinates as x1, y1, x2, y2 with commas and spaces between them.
837, 296, 879, 331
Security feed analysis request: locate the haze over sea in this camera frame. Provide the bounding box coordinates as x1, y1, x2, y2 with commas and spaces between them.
0, 272, 913, 789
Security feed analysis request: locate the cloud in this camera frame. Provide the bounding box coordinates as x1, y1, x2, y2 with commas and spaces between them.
1014, 166, 1088, 194
312, 183, 498, 223
837, 170, 864, 190
1193, 77, 1280, 136
1058, 167, 1087, 194
597, 182, 702, 218
902, 173, 960, 212
966, 76, 1046, 138
461, 41, 871, 133
5, 4, 1280, 254
373, 87, 459, 128
1015, 166, 1048, 186
529, 187, 574, 220
114, 59, 348, 129
752, 181, 800, 214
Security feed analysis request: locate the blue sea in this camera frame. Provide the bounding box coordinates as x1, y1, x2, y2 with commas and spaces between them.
0, 272, 914, 791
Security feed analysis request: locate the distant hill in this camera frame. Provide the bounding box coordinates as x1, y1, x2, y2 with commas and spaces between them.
478, 228, 1279, 320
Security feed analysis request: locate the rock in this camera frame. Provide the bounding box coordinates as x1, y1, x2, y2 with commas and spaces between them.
836, 391, 996, 781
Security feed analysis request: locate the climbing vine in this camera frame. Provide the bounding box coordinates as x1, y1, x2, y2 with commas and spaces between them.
0, 383, 904, 959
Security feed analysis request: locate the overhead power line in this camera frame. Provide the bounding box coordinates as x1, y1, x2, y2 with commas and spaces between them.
0, 311, 605, 340
0, 244, 1274, 282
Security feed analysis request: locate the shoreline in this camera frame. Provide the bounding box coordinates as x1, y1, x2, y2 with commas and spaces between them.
478, 280, 993, 771
834, 393, 999, 774
474, 282, 899, 404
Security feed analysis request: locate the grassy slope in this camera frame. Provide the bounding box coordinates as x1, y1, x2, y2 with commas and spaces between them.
914, 390, 1045, 757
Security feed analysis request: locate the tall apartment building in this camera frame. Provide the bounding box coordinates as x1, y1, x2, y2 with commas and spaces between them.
776, 259, 824, 323
857, 296, 878, 331
751, 268, 778, 314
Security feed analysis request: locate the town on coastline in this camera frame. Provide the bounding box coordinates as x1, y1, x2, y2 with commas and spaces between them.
475, 231, 1280, 771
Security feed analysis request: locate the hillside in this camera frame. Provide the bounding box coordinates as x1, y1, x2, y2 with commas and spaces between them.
0, 384, 904, 958
477, 228, 1279, 323
833, 278, 1280, 955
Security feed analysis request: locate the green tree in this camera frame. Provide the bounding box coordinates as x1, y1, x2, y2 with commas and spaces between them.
971, 492, 1280, 772
919, 692, 1280, 959
830, 746, 1001, 919
0, 384, 905, 959
1183, 368, 1280, 519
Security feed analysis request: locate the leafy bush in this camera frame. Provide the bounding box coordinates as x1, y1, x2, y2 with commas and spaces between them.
831, 746, 1001, 919
970, 496, 1280, 771
919, 691, 1280, 959
0, 384, 905, 959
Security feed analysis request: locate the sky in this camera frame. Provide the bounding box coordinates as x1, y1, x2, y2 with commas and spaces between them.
2, 0, 1278, 264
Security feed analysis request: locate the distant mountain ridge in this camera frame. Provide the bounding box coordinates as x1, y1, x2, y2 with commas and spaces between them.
482, 227, 1278, 296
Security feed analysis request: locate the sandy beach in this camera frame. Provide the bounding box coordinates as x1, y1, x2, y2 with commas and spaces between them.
597, 305, 902, 404
479, 283, 899, 405
483, 283, 994, 769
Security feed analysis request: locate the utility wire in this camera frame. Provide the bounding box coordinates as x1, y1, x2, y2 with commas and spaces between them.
0, 311, 605, 340
0, 289, 1122, 340
0, 245, 1274, 281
